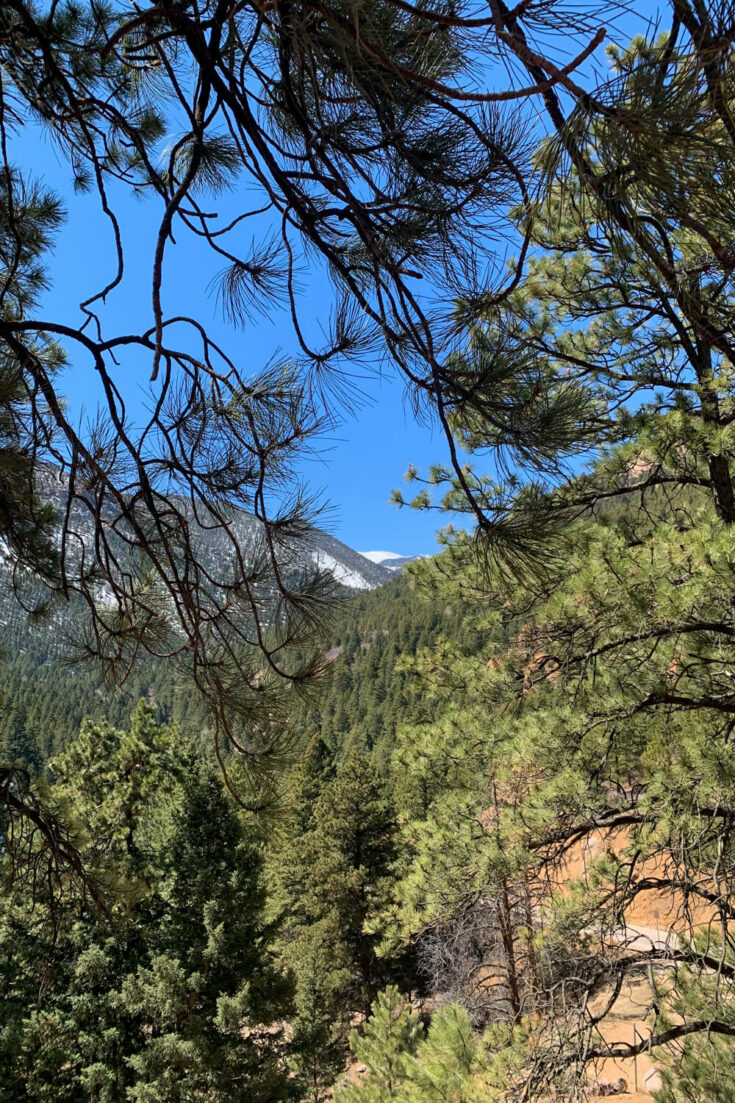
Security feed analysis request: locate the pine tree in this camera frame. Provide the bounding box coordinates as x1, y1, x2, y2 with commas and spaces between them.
336, 990, 479, 1103
337, 987, 423, 1103
271, 747, 415, 1098
374, 20, 735, 1094
121, 758, 292, 1103
0, 0, 600, 827
0, 706, 292, 1101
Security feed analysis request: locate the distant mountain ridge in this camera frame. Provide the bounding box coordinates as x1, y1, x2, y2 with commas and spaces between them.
305, 537, 394, 589
359, 550, 426, 572
5, 469, 395, 610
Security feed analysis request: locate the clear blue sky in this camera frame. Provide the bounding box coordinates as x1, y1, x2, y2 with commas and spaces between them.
15, 1, 662, 557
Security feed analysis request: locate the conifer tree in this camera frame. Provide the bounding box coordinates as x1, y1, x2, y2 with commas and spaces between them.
338, 987, 423, 1103
382, 20, 735, 1095
336, 989, 479, 1103
5, 0, 728, 872
272, 748, 414, 1098
0, 0, 584, 803
268, 734, 340, 1099
0, 705, 291, 1101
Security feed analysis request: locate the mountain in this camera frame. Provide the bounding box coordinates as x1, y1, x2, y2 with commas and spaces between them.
307, 537, 394, 589
3, 468, 394, 618
0, 475, 398, 765
359, 550, 426, 572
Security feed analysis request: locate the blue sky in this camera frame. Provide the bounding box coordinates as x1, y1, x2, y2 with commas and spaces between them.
14, 122, 464, 557
14, 1, 662, 557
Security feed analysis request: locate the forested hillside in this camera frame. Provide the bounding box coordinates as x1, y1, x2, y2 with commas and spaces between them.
0, 623, 208, 771
5, 0, 735, 1100
290, 574, 478, 760
0, 573, 471, 773
0, 567, 485, 1101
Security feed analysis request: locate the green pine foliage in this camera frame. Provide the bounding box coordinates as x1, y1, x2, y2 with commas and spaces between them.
338, 987, 424, 1103
0, 704, 291, 1101
361, 24, 735, 1099
0, 572, 470, 775
7, 12, 735, 1101
335, 988, 479, 1103
269, 747, 419, 1100
0, 620, 210, 773
289, 575, 474, 763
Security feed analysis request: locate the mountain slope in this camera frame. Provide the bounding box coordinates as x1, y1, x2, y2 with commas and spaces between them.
359, 550, 425, 572
0, 469, 394, 639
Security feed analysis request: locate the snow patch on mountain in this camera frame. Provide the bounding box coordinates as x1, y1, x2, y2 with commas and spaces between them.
312, 549, 374, 590
359, 550, 426, 572
360, 550, 406, 564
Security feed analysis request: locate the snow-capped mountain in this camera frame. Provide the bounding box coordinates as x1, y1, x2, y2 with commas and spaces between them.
2, 468, 394, 615
305, 536, 393, 589
359, 550, 425, 572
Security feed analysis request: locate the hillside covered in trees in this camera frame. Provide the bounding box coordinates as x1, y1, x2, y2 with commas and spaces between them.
4, 0, 735, 1100
4, 471, 735, 1101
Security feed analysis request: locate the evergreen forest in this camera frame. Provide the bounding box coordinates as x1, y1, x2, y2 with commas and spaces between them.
4, 1, 735, 1100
